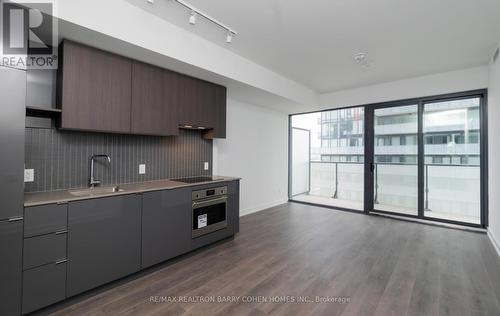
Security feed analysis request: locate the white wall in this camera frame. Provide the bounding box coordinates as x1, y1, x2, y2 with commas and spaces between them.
488, 43, 500, 252
319, 66, 489, 109
213, 99, 289, 216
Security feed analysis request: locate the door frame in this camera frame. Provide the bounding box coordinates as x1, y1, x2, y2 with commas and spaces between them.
289, 127, 311, 197
363, 89, 488, 228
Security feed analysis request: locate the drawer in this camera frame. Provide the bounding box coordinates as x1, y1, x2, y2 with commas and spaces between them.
190, 226, 234, 251
23, 232, 67, 270
22, 261, 67, 314
24, 204, 68, 237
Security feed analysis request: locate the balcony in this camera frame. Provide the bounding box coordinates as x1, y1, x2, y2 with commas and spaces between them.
291, 161, 480, 224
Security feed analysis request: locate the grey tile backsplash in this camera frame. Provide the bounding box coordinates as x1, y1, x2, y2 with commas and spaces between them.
24, 128, 213, 192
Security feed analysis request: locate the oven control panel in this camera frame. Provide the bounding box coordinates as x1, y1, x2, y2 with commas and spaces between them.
192, 186, 227, 201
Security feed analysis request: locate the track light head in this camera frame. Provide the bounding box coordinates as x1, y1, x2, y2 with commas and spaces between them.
226, 31, 233, 44
353, 52, 370, 67
189, 10, 197, 25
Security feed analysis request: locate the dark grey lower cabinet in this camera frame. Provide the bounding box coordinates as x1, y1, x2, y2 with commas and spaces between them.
13, 182, 239, 314
22, 262, 66, 315
141, 188, 191, 268
227, 181, 240, 234
0, 220, 23, 316
23, 233, 67, 270
24, 203, 68, 238
67, 195, 142, 297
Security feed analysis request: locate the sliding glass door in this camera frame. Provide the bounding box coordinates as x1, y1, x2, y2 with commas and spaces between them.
372, 105, 418, 216
289, 108, 365, 211
423, 97, 481, 224
364, 92, 486, 226
289, 90, 486, 227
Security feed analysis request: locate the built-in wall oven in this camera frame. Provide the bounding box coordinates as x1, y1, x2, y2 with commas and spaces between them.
192, 186, 227, 238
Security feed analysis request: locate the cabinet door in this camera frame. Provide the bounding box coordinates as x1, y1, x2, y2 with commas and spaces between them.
24, 203, 67, 237
227, 180, 240, 234
0, 220, 23, 316
203, 84, 227, 139
178, 75, 216, 128
197, 80, 216, 127
22, 262, 66, 315
23, 233, 67, 270
58, 40, 132, 133
141, 188, 191, 268
214, 85, 227, 138
178, 75, 199, 126
67, 195, 141, 297
131, 61, 179, 136
0, 66, 25, 220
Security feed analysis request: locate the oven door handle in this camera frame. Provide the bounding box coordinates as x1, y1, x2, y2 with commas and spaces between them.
193, 196, 227, 208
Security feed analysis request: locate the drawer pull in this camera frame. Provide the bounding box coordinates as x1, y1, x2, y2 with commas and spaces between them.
55, 230, 68, 235
8, 217, 23, 222
55, 258, 67, 265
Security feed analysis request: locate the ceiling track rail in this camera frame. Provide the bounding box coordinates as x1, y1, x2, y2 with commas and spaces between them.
173, 0, 238, 35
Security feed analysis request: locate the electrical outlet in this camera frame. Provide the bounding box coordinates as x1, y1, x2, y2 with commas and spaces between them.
139, 164, 146, 175
204, 162, 209, 170
24, 169, 34, 182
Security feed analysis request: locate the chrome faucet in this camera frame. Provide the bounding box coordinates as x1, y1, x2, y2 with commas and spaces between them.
88, 154, 111, 188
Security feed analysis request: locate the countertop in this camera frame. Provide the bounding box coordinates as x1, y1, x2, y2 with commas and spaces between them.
24, 176, 240, 207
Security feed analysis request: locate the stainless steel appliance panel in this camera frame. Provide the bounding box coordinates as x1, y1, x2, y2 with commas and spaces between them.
192, 186, 228, 238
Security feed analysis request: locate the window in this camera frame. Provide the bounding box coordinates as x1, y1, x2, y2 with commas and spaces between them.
432, 156, 443, 164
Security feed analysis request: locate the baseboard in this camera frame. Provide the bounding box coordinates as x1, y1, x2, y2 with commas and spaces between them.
488, 230, 500, 258
240, 199, 288, 217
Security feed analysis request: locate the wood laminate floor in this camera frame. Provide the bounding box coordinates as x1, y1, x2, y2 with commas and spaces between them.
48, 202, 500, 316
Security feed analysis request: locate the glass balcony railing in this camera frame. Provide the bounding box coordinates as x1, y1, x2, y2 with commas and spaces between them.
292, 161, 480, 223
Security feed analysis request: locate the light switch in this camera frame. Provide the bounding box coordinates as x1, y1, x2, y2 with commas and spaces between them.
139, 164, 146, 175
24, 169, 34, 182
204, 162, 209, 170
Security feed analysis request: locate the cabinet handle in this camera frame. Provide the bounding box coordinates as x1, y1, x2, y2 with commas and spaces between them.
55, 230, 68, 235
8, 217, 23, 222
55, 258, 67, 265
192, 196, 227, 207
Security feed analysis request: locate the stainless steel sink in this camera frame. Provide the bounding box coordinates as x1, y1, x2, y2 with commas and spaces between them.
69, 186, 124, 197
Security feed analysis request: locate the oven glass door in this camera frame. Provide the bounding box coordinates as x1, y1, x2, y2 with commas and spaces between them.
192, 196, 227, 238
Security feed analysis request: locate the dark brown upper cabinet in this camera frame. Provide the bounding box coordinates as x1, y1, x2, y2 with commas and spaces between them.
57, 41, 132, 134
202, 84, 227, 139
212, 84, 227, 138
131, 61, 179, 136
178, 75, 226, 139
57, 40, 227, 138
178, 75, 214, 128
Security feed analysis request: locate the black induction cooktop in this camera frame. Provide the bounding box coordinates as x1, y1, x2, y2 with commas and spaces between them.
171, 176, 216, 184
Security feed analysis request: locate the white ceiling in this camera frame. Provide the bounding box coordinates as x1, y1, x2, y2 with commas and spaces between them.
141, 0, 500, 93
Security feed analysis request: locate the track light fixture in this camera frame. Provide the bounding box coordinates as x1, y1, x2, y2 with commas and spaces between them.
173, 0, 238, 43
353, 52, 370, 67
189, 10, 197, 25
225, 31, 233, 44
